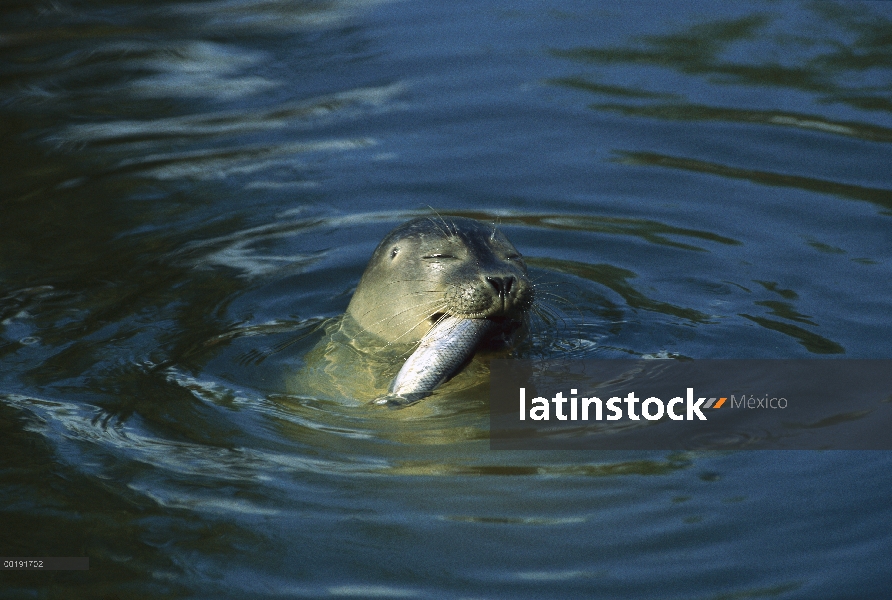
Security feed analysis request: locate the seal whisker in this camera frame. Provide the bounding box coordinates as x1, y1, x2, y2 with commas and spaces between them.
350, 298, 443, 326
490, 216, 502, 242
441, 214, 457, 237
527, 290, 590, 352
388, 279, 448, 288
388, 277, 443, 282
531, 303, 564, 328
426, 216, 450, 239
355, 297, 445, 327
384, 310, 455, 356
425, 311, 464, 339
395, 290, 448, 296
426, 206, 454, 239
536, 290, 574, 305
382, 304, 451, 352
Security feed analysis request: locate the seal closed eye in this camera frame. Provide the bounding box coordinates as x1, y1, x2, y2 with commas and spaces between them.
345, 216, 533, 403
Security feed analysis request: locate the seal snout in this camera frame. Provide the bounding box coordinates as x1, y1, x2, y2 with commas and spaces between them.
443, 271, 533, 320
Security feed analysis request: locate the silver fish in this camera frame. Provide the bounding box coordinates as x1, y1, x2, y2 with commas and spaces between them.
376, 316, 494, 406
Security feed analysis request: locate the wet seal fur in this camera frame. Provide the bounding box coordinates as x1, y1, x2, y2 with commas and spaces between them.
346, 216, 534, 401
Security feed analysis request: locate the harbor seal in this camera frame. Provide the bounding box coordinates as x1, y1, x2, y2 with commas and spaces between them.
346, 216, 534, 402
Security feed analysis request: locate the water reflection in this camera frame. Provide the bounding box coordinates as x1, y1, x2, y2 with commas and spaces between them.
529, 257, 711, 323
170, 0, 393, 33
552, 7, 892, 111
579, 100, 892, 142
616, 151, 892, 214
60, 84, 403, 144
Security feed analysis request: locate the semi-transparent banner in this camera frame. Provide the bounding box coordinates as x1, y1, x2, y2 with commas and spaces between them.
489, 360, 892, 450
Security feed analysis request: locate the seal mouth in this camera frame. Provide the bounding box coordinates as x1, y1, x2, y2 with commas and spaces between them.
429, 311, 519, 326
426, 312, 523, 351
430, 311, 495, 323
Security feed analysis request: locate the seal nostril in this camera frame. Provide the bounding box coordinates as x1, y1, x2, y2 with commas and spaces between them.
486, 276, 515, 298
485, 276, 502, 295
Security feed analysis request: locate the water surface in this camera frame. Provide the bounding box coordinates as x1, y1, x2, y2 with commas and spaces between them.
1, 1, 891, 598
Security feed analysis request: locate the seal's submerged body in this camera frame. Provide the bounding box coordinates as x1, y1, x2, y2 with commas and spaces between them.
346, 216, 534, 403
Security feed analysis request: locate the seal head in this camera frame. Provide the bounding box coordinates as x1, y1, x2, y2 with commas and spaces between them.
346, 216, 534, 344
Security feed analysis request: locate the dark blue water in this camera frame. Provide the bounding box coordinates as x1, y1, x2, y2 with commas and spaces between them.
1, 1, 891, 598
